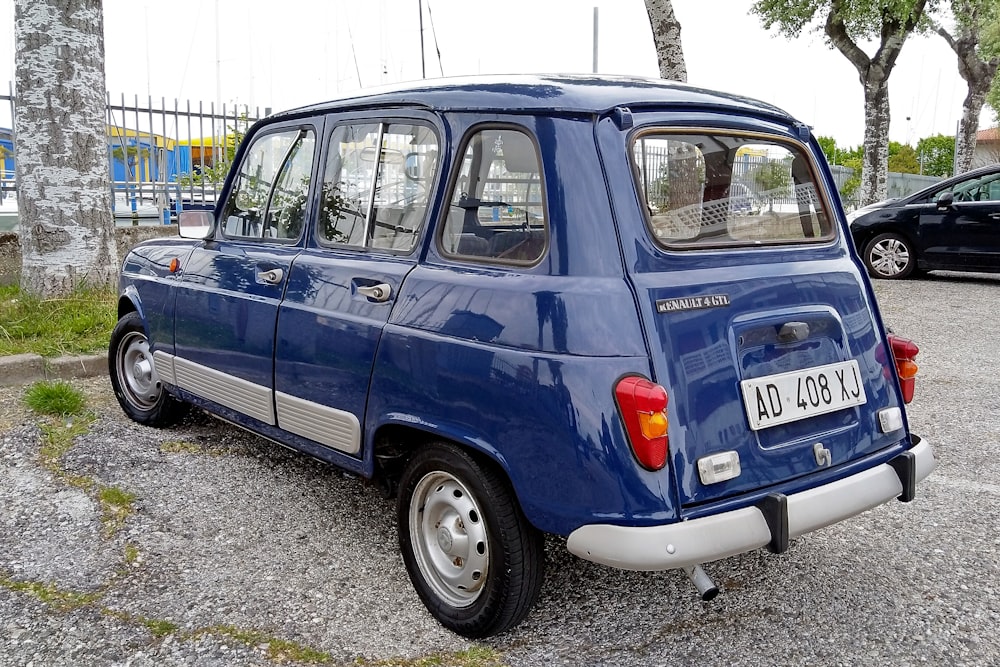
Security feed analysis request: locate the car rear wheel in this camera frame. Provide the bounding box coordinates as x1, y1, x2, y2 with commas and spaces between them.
863, 232, 916, 279
397, 442, 545, 638
109, 311, 188, 427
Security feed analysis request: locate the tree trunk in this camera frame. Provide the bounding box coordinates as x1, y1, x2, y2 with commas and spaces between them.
936, 14, 1000, 175
859, 81, 891, 205
956, 87, 989, 173
14, 0, 117, 297
645, 0, 687, 82
824, 0, 927, 206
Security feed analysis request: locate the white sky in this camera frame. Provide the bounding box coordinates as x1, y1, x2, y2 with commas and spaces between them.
1, 0, 995, 148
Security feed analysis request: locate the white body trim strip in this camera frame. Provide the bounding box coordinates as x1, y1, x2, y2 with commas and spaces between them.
170, 355, 275, 425
275, 391, 361, 454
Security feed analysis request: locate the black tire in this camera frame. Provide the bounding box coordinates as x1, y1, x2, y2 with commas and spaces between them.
863, 232, 917, 279
108, 311, 188, 427
397, 442, 545, 638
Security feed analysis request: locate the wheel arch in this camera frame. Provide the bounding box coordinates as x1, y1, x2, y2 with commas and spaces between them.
117, 286, 144, 321
370, 419, 519, 508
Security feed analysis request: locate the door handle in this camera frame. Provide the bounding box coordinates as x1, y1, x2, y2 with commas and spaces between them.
258, 268, 284, 284
357, 283, 392, 302
989, 213, 1000, 219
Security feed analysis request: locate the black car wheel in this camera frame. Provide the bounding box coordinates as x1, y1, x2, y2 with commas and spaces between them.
397, 442, 545, 638
109, 311, 188, 426
863, 233, 917, 279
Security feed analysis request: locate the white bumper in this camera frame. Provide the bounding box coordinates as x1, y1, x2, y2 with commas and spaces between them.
566, 437, 935, 571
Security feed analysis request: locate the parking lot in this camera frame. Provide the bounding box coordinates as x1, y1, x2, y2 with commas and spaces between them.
1, 271, 998, 667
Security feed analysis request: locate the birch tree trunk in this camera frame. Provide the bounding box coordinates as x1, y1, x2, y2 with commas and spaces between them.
14, 0, 117, 297
824, 0, 927, 206
645, 0, 688, 82
936, 5, 1000, 175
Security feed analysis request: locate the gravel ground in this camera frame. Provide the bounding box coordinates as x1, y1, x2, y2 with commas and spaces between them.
1, 270, 999, 666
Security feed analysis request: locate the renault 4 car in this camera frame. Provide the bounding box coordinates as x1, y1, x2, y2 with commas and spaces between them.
110, 74, 935, 638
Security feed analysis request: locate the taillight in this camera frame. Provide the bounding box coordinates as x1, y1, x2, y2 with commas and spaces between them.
614, 376, 669, 470
888, 333, 919, 404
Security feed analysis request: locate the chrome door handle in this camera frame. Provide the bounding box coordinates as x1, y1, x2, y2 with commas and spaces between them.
357, 283, 392, 302
989, 212, 1000, 219
258, 268, 284, 284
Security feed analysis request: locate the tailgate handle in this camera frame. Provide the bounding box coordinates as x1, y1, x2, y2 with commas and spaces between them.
777, 321, 810, 343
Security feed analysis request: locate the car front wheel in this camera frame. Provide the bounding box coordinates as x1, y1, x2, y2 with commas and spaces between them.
397, 442, 545, 638
863, 232, 917, 279
108, 311, 188, 427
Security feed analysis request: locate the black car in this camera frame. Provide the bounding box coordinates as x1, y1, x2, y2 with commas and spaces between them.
848, 163, 1000, 279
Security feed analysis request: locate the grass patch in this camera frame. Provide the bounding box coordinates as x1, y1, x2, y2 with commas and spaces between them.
0, 576, 103, 612
24, 380, 87, 416
0, 284, 116, 357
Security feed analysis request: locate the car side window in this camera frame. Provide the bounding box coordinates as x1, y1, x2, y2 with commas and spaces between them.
220, 128, 315, 241
949, 174, 1000, 203
319, 122, 439, 251
440, 128, 547, 264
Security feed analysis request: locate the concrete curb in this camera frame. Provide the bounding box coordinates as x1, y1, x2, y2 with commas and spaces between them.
0, 353, 106, 387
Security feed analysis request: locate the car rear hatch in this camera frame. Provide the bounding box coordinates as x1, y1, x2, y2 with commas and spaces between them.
620, 123, 907, 509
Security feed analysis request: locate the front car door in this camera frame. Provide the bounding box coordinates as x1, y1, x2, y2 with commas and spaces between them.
272, 113, 442, 464
918, 171, 1000, 271
169, 121, 318, 425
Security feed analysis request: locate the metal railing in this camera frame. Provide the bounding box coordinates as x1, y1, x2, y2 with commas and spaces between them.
1, 82, 264, 224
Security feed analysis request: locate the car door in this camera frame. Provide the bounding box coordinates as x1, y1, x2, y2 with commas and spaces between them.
272, 114, 442, 458
170, 121, 318, 424
918, 172, 1000, 271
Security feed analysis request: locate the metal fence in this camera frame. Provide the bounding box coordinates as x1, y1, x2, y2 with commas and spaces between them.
1, 82, 264, 225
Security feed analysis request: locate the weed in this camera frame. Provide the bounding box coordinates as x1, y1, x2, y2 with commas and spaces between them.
0, 576, 103, 612
160, 440, 202, 454
24, 381, 87, 416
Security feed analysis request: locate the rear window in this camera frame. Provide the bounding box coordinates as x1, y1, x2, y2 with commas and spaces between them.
632, 131, 834, 249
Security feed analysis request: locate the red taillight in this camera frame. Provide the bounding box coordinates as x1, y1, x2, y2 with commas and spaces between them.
888, 333, 919, 404
614, 376, 669, 470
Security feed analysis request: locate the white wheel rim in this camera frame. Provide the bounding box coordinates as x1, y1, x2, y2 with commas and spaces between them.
870, 238, 910, 277
117, 331, 161, 409
408, 471, 490, 608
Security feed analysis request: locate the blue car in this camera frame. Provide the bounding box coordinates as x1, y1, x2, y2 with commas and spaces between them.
110, 74, 934, 638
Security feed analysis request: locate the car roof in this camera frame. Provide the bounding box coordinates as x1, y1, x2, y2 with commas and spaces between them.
270, 73, 796, 123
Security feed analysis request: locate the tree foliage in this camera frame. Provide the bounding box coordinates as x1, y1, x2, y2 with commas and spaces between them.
888, 141, 921, 173
933, 0, 1000, 173
752, 0, 931, 206
915, 134, 955, 176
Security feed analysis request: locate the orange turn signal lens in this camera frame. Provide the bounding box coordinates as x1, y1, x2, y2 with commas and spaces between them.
169, 258, 180, 273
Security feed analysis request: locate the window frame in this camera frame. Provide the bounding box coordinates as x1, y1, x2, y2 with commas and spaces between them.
218, 123, 318, 245
437, 123, 550, 266
629, 127, 838, 252
313, 115, 442, 256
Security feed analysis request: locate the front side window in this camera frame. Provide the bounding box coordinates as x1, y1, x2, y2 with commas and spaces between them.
318, 122, 439, 251
221, 128, 315, 240
440, 128, 547, 263
632, 132, 834, 249
948, 173, 1000, 202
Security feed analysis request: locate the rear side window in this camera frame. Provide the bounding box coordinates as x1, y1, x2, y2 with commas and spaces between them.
221, 128, 316, 241
440, 128, 547, 263
319, 122, 439, 252
632, 132, 834, 249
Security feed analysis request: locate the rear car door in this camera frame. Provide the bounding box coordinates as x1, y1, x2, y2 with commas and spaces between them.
272, 114, 441, 460
170, 122, 317, 424
612, 117, 907, 509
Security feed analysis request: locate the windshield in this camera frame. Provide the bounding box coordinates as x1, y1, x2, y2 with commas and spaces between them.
632, 131, 835, 249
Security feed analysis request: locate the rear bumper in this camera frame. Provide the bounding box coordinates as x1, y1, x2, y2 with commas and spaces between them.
566, 436, 934, 571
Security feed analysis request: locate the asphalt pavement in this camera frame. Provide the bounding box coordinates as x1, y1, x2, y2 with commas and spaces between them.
1, 271, 998, 666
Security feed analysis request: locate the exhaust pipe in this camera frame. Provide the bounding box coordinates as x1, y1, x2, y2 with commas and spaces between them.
684, 565, 719, 601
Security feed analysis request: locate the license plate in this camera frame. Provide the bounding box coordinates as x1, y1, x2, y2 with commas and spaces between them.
740, 360, 867, 431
